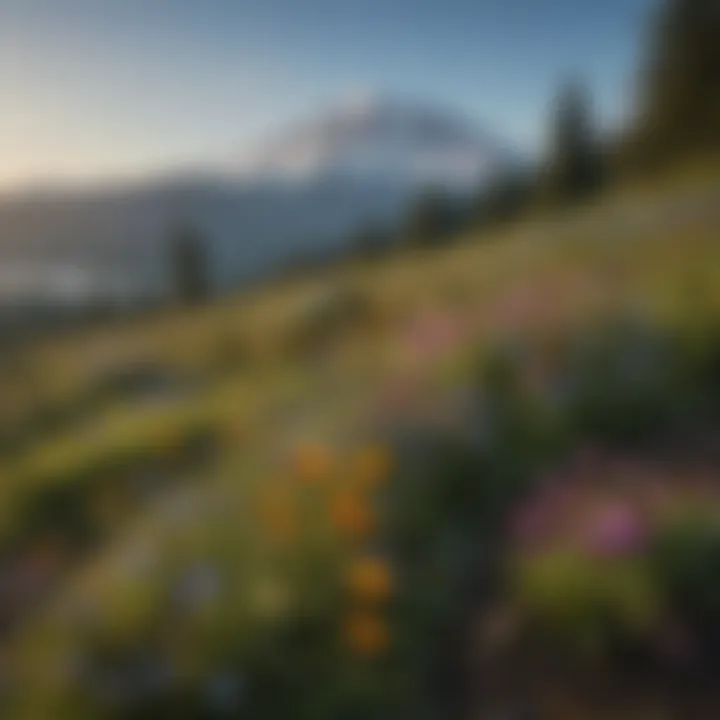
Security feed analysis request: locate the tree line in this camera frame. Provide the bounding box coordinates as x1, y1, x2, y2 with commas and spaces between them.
168, 0, 719, 303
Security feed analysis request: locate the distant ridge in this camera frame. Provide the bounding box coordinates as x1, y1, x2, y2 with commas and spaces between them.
0, 95, 518, 303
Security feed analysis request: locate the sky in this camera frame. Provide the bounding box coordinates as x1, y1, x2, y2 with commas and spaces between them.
0, 0, 657, 189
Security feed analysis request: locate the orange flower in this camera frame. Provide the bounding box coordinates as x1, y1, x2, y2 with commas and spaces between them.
292, 443, 334, 485
330, 490, 374, 540
343, 610, 390, 657
346, 557, 393, 604
351, 445, 392, 489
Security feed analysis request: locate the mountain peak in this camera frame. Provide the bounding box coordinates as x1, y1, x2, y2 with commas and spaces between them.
331, 89, 387, 118
232, 95, 515, 190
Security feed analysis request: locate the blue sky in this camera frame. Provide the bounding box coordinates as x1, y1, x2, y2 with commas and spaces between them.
0, 0, 656, 187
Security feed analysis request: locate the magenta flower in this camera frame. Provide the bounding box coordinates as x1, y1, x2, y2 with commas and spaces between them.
585, 503, 647, 557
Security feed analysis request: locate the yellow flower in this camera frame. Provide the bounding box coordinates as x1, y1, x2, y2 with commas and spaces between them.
292, 443, 334, 485
351, 445, 392, 489
346, 557, 393, 604
343, 610, 390, 657
330, 490, 374, 540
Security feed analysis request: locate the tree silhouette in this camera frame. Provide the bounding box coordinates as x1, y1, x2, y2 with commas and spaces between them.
632, 0, 720, 165
168, 223, 209, 304
542, 81, 603, 204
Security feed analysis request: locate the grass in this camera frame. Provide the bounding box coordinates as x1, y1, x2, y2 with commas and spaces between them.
0, 168, 719, 717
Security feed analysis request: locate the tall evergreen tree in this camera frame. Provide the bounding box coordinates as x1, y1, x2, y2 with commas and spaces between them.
633, 0, 720, 163
543, 81, 602, 204
169, 223, 209, 305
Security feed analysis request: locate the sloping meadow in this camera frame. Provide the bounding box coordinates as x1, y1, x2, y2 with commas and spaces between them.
2, 184, 720, 718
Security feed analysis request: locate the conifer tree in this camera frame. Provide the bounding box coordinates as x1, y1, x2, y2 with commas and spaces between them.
169, 223, 209, 304
543, 81, 602, 204
637, 0, 720, 159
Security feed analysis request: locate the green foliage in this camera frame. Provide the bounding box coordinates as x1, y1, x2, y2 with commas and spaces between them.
563, 319, 689, 443
515, 551, 661, 655
1, 171, 720, 717
628, 0, 720, 168
652, 512, 720, 626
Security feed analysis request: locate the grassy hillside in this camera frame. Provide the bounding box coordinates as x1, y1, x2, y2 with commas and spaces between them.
1, 170, 720, 718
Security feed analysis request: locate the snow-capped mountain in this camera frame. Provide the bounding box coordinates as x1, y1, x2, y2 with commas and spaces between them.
231, 94, 513, 190
0, 95, 518, 307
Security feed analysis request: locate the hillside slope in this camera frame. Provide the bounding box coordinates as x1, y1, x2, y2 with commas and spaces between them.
1, 171, 720, 718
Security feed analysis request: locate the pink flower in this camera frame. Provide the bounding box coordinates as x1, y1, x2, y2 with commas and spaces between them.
404, 310, 465, 361
488, 285, 559, 334
585, 503, 647, 557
